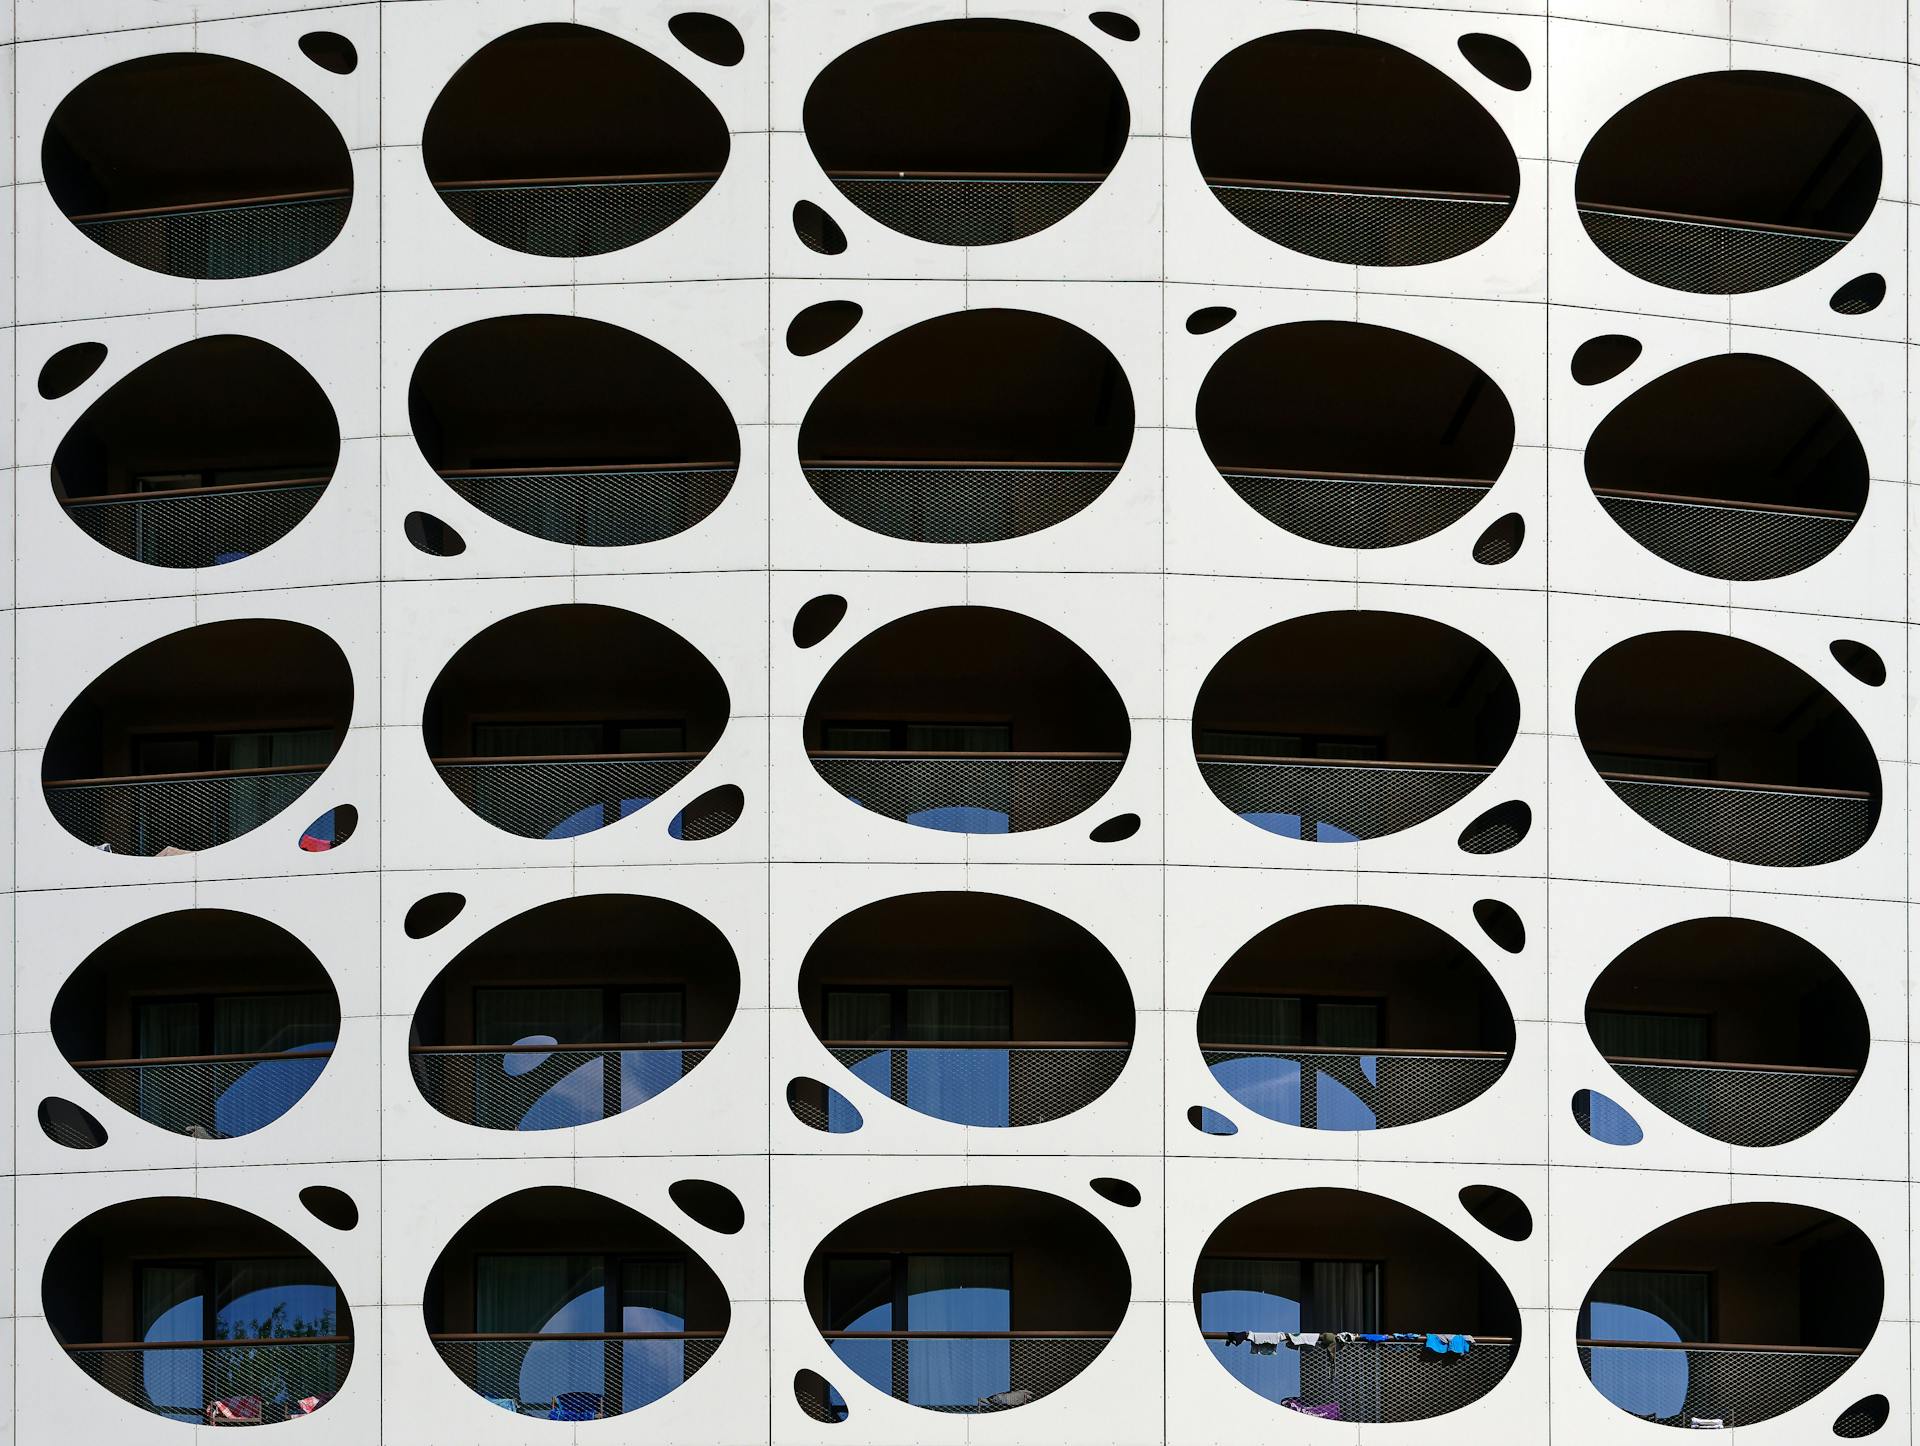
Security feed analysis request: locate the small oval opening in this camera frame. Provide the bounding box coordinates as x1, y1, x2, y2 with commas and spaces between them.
790, 1076, 861, 1132
787, 301, 862, 356
793, 594, 848, 648
1090, 813, 1140, 843
37, 341, 107, 399
796, 1368, 849, 1423
299, 32, 358, 75
300, 1185, 359, 1230
1572, 1087, 1641, 1145
1472, 898, 1525, 953
670, 13, 746, 67
1473, 513, 1524, 564
1831, 638, 1886, 686
1836, 1394, 1890, 1436
1189, 1104, 1237, 1136
1832, 273, 1886, 314
1459, 1185, 1532, 1241
298, 805, 355, 852
1090, 13, 1141, 42
673, 783, 744, 841
1091, 1178, 1142, 1207
794, 199, 848, 254
1457, 34, 1531, 91
39, 1096, 107, 1149
670, 1178, 746, 1234
404, 511, 465, 556
1460, 800, 1531, 854
404, 892, 466, 939
1185, 306, 1235, 334
1571, 334, 1642, 385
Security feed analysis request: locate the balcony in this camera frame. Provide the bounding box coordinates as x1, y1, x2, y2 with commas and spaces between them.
1576, 72, 1879, 295
1221, 471, 1494, 550
425, 1187, 730, 1419
1197, 1188, 1520, 1422
423, 23, 729, 257
1580, 1203, 1880, 1429
45, 1197, 354, 1426
807, 1186, 1127, 1413
1194, 611, 1517, 842
1587, 916, 1867, 1147
1192, 32, 1518, 266
42, 619, 352, 857
800, 307, 1131, 543
1597, 773, 1872, 868
804, 19, 1127, 246
805, 606, 1129, 834
1593, 490, 1858, 582
43, 54, 353, 279
64, 479, 328, 569
423, 603, 728, 840
410, 314, 739, 547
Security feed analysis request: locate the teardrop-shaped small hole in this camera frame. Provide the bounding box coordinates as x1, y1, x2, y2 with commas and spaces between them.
40, 1096, 107, 1149
670, 1179, 745, 1234
1472, 899, 1525, 953
298, 805, 355, 853
793, 594, 848, 647
1831, 273, 1886, 316
300, 1185, 359, 1230
1458, 33, 1531, 90
405, 892, 466, 939
1831, 639, 1886, 687
787, 301, 862, 356
1572, 1088, 1642, 1146
1458, 1185, 1532, 1241
1091, 1178, 1141, 1207
405, 511, 465, 557
1459, 800, 1531, 854
1570, 334, 1641, 385
299, 31, 358, 74
671, 784, 743, 841
669, 12, 746, 66
795, 1369, 849, 1423
1834, 1393, 1890, 1436
1188, 1105, 1237, 1136
1186, 306, 1235, 335
1090, 12, 1141, 41
1090, 813, 1139, 843
789, 1077, 861, 1133
795, 200, 847, 255
1473, 512, 1524, 565
38, 341, 107, 399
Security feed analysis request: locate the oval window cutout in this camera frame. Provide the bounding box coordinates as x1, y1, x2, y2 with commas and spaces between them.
1459, 1184, 1532, 1241
405, 892, 466, 939
793, 594, 848, 648
796, 1369, 849, 1423
1090, 813, 1140, 843
670, 1179, 746, 1234
669, 12, 745, 66
1090, 12, 1141, 41
1570, 334, 1641, 385
299, 805, 355, 852
299, 31, 359, 74
37, 341, 106, 399
787, 301, 862, 356
39, 1096, 107, 1149
1460, 800, 1531, 854
790, 1077, 861, 1132
1473, 898, 1525, 953
1186, 306, 1235, 335
1091, 1177, 1142, 1207
1473, 512, 1524, 564
1188, 1105, 1237, 1136
795, 200, 847, 255
1572, 1088, 1642, 1145
672, 784, 744, 841
1458, 33, 1531, 90
404, 511, 465, 557
300, 1185, 359, 1230
1832, 273, 1886, 315
1836, 1394, 1890, 1436
1831, 639, 1886, 687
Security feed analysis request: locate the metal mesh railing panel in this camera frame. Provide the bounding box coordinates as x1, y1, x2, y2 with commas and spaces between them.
1601, 776, 1873, 868
76, 196, 350, 280
804, 465, 1116, 544
828, 176, 1101, 246
1203, 1048, 1508, 1130
1221, 473, 1490, 549
434, 757, 699, 840
1199, 759, 1489, 841
444, 467, 735, 547
431, 1335, 720, 1418
1609, 1061, 1858, 1148
1210, 1339, 1514, 1423
70, 1340, 352, 1425
810, 755, 1123, 834
1577, 208, 1849, 294
45, 768, 325, 856
64, 482, 327, 569
76, 1053, 332, 1139
438, 179, 716, 257
412, 1046, 711, 1130
1209, 185, 1511, 266
1596, 493, 1856, 581
1579, 1344, 1857, 1428
826, 1045, 1127, 1127
830, 1335, 1110, 1412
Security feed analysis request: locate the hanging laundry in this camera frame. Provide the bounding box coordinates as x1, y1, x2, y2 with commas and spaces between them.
1222, 1330, 1249, 1348
1284, 1332, 1320, 1349
1448, 1334, 1472, 1355
1360, 1333, 1390, 1343
980, 1389, 1034, 1409
1424, 1333, 1451, 1354
1248, 1331, 1284, 1355
1280, 1399, 1343, 1420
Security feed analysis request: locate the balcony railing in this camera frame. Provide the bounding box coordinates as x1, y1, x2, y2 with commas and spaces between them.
70, 189, 351, 280
824, 1040, 1128, 1127
1597, 771, 1874, 868
433, 173, 719, 256
61, 478, 330, 569
823, 171, 1104, 246
1578, 1339, 1862, 1428
809, 751, 1125, 834
825, 1331, 1113, 1412
440, 463, 735, 547
410, 1041, 714, 1130
1593, 487, 1858, 582
1203, 1334, 1516, 1422
71, 1047, 333, 1139
1203, 178, 1513, 266
1198, 756, 1493, 842
1202, 1044, 1508, 1131
1577, 203, 1851, 295
432, 753, 702, 840
45, 763, 327, 856
1218, 469, 1493, 549
67, 1337, 352, 1425
802, 461, 1119, 544
1603, 1056, 1860, 1148
430, 1332, 723, 1419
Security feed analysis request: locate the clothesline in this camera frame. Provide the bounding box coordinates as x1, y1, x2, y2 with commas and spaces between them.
1219, 1330, 1477, 1357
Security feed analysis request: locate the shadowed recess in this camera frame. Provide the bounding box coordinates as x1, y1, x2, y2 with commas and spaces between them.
1457, 34, 1531, 91
1473, 513, 1524, 564
1458, 1185, 1532, 1241
1831, 639, 1886, 686
788, 301, 862, 356
405, 892, 466, 939
669, 13, 746, 66
404, 511, 465, 556
39, 1097, 107, 1149
794, 199, 848, 254
300, 1186, 359, 1230
670, 1180, 746, 1234
1832, 273, 1886, 314
793, 595, 848, 648
1459, 800, 1530, 854
298, 32, 358, 74
37, 341, 106, 399
1570, 334, 1641, 385
1472, 899, 1525, 954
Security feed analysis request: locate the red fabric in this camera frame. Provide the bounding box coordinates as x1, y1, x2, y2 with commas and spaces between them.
298, 834, 331, 852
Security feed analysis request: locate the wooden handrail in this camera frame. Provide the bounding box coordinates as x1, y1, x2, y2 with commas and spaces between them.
70, 1046, 333, 1068
821, 1039, 1131, 1050
66, 1336, 350, 1351
46, 761, 327, 789
1199, 1043, 1507, 1059
1598, 770, 1872, 800
1215, 466, 1496, 488
69, 188, 351, 223
1202, 176, 1512, 203
431, 751, 705, 766
1200, 1331, 1517, 1344
801, 458, 1122, 472
826, 169, 1109, 182
429, 1331, 724, 1342
810, 750, 1125, 762
434, 172, 722, 189
1576, 200, 1853, 240
411, 1041, 715, 1055
439, 461, 736, 478
1576, 1338, 1862, 1356
1591, 485, 1859, 520
1603, 1054, 1859, 1077
1196, 755, 1493, 773
61, 476, 331, 506
822, 1330, 1113, 1340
